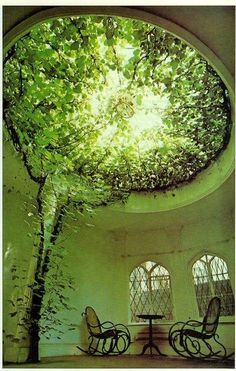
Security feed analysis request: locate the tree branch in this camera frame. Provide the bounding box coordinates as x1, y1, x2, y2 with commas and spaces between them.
3, 100, 45, 184
129, 54, 148, 87
19, 66, 23, 98
41, 198, 70, 277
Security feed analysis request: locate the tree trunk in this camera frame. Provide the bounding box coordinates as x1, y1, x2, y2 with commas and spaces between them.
26, 185, 68, 362
27, 289, 44, 363
26, 181, 46, 363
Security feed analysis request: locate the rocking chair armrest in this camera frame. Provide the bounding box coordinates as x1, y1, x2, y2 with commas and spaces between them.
113, 323, 131, 335
181, 320, 203, 329
169, 320, 202, 336
184, 319, 202, 327
100, 320, 116, 330
169, 321, 185, 334
100, 321, 130, 336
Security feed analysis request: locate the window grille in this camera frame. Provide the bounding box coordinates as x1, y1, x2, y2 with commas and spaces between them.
192, 254, 234, 316
129, 261, 173, 322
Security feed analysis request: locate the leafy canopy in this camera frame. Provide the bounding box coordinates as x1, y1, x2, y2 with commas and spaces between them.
3, 16, 231, 194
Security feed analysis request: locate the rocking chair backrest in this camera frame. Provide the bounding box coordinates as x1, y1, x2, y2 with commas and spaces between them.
202, 296, 221, 335
85, 306, 102, 336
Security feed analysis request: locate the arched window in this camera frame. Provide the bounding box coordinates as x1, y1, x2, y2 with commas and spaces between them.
192, 254, 234, 317
129, 261, 173, 322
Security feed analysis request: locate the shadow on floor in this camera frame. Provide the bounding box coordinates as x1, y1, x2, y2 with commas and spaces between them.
3, 355, 235, 369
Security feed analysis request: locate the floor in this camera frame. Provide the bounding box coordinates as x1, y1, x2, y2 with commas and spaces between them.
3, 355, 235, 369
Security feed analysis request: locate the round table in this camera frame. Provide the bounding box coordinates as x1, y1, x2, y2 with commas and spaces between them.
136, 314, 166, 356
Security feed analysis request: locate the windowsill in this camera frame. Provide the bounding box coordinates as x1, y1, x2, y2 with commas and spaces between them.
218, 316, 235, 324
128, 316, 235, 326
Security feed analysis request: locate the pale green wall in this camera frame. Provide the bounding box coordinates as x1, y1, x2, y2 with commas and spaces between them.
38, 224, 130, 357
3, 142, 39, 362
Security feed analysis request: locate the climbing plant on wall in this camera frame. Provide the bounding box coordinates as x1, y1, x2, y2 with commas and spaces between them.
3, 15, 232, 362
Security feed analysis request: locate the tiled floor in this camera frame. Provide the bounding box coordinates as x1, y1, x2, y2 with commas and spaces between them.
3, 355, 235, 369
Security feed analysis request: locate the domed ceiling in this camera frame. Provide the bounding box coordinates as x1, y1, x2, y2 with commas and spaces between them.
3, 8, 234, 213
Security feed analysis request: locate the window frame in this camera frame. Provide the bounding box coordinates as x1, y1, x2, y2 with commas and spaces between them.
191, 253, 235, 319
129, 260, 173, 324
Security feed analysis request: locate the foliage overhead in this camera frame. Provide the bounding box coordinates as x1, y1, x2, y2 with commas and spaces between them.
4, 15, 232, 194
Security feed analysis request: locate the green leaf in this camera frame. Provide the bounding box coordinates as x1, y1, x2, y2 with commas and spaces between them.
136, 95, 143, 106
71, 41, 80, 50
8, 299, 15, 306
10, 311, 18, 317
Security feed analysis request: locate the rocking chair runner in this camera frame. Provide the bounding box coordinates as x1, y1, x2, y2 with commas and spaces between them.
168, 296, 232, 360
77, 306, 131, 355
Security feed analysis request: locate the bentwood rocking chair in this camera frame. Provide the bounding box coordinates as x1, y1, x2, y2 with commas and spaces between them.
169, 297, 232, 360
77, 306, 131, 355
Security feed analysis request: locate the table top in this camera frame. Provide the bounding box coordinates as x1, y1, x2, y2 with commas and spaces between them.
137, 314, 164, 320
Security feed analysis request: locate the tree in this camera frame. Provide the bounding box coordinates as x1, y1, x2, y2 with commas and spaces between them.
3, 15, 231, 362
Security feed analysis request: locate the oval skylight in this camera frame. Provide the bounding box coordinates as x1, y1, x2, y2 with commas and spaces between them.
3, 16, 232, 193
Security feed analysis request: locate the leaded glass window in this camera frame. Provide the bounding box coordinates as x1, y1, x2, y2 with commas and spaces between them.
192, 254, 234, 317
129, 261, 173, 322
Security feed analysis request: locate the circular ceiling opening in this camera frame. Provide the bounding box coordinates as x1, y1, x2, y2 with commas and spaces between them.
3, 14, 234, 211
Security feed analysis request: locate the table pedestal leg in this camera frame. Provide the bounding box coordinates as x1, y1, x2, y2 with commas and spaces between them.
139, 318, 166, 356
140, 342, 166, 356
